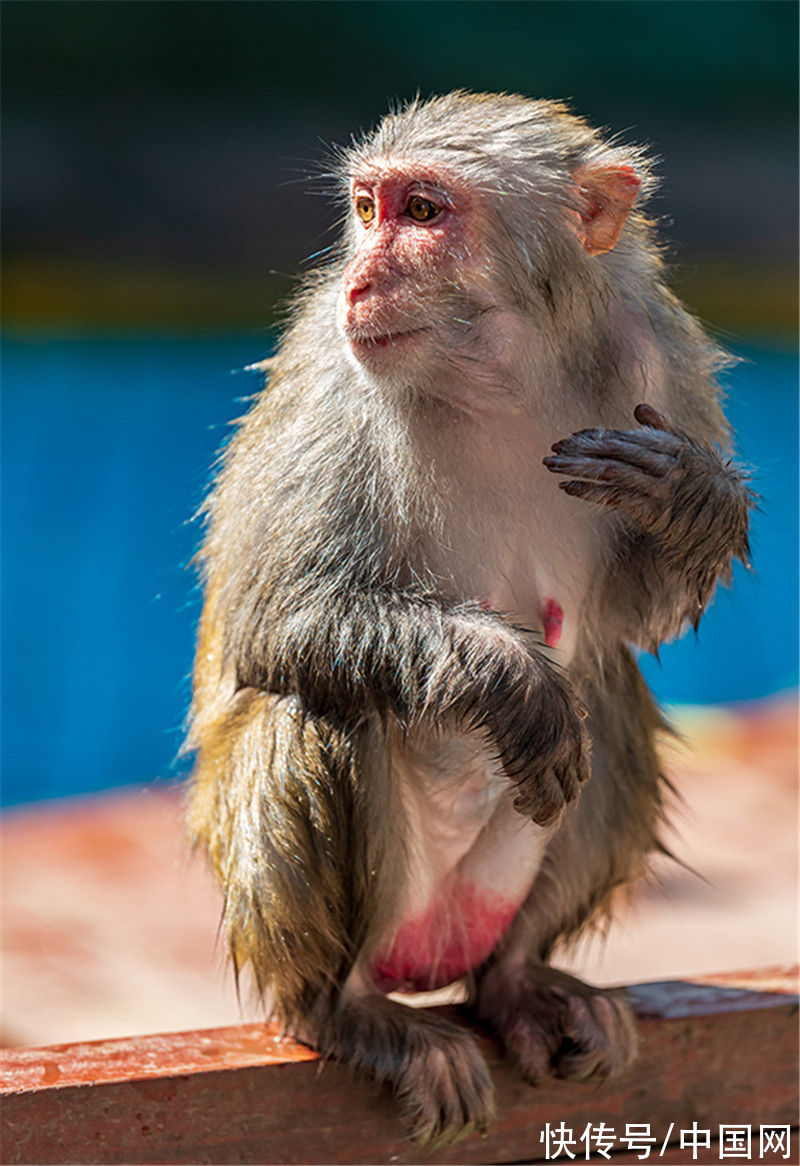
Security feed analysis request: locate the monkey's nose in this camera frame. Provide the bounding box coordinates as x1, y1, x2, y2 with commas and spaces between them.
346, 278, 372, 305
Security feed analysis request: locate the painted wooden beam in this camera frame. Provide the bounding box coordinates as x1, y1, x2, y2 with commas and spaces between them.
1, 968, 797, 1165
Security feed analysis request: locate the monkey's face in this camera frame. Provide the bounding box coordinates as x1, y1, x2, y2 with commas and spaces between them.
338, 164, 500, 381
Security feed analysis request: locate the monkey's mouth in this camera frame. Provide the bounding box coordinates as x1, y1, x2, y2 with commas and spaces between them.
346, 327, 431, 355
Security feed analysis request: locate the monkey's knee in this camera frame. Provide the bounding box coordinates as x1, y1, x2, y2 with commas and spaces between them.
476, 962, 637, 1085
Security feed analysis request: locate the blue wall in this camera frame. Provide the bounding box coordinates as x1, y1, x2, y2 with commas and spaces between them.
2, 335, 797, 806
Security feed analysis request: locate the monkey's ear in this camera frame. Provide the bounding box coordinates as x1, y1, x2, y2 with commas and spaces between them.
570, 164, 642, 256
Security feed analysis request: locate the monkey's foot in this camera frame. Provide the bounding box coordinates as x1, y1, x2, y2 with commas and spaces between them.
324, 994, 495, 1146
476, 963, 637, 1084
397, 1016, 496, 1146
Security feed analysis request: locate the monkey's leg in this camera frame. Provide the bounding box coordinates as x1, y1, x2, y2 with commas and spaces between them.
188, 692, 493, 1145
188, 691, 375, 1017
473, 834, 639, 1085
472, 647, 663, 1083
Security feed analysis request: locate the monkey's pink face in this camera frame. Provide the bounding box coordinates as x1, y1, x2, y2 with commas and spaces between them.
338, 167, 484, 372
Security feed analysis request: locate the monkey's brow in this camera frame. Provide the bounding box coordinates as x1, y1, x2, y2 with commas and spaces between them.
349, 169, 455, 200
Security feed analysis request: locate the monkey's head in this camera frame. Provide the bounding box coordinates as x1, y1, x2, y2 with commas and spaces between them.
335, 91, 653, 398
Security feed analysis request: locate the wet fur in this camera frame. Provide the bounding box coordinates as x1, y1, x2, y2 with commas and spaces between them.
187, 92, 752, 1142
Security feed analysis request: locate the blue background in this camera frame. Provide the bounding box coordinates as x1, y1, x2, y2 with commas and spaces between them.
2, 335, 796, 807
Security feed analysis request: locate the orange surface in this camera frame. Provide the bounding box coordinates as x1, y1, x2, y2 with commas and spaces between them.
1, 695, 797, 1049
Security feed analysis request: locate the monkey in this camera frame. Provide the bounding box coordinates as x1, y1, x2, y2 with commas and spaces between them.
186, 91, 752, 1144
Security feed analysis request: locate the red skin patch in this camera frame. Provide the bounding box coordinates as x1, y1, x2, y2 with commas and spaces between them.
542, 598, 564, 647
371, 885, 520, 993
479, 597, 563, 647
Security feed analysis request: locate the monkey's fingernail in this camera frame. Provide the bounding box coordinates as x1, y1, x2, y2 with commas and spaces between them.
634, 403, 667, 429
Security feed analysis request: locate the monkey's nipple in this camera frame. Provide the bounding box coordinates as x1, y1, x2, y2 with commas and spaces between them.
542, 599, 564, 648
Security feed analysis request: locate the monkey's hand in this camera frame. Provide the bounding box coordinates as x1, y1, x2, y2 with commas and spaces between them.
543, 403, 753, 625
478, 650, 591, 827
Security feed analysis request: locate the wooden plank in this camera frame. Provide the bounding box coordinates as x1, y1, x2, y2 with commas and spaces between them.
605, 1138, 798, 1165
1, 968, 797, 1165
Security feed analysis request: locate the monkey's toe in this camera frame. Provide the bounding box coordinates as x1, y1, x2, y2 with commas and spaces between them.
397, 1026, 495, 1146
477, 963, 637, 1087
552, 991, 637, 1081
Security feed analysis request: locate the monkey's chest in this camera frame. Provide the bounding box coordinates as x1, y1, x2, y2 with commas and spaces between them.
421, 463, 602, 663
370, 730, 552, 993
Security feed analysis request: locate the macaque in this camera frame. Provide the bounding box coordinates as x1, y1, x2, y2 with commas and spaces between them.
187, 92, 751, 1143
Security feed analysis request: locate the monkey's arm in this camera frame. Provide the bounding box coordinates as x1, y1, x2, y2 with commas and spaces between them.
543, 404, 753, 649
232, 587, 589, 826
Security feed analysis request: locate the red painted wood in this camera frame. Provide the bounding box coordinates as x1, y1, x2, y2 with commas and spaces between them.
0, 1021, 317, 1094
1, 969, 797, 1165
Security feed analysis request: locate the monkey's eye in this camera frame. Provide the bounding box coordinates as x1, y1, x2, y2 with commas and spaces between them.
355, 196, 375, 224
405, 196, 441, 223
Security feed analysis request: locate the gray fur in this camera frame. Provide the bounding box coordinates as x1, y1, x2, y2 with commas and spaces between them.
187, 91, 752, 1143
